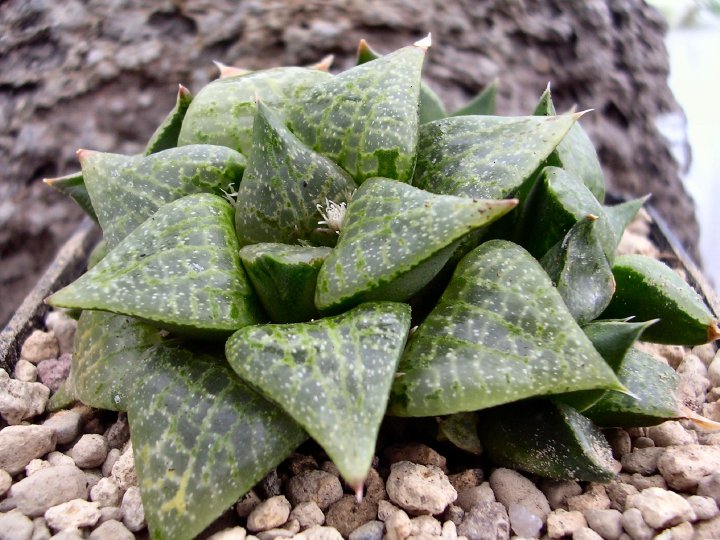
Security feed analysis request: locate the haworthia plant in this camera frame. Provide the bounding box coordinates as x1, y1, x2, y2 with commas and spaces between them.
234, 101, 356, 247
43, 171, 97, 222
583, 319, 657, 370
226, 302, 411, 488
437, 412, 483, 455
79, 145, 246, 248
144, 84, 194, 155
315, 177, 518, 313
450, 78, 499, 117
388, 240, 623, 417
48, 194, 263, 338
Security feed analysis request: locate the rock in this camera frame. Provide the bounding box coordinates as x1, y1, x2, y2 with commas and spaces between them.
44, 311, 77, 356
32, 516, 51, 540
25, 459, 50, 476
88, 519, 135, 540
0, 469, 11, 497
566, 484, 611, 512
541, 479, 583, 511
84, 469, 102, 492
448, 470, 484, 493
653, 521, 693, 540
110, 444, 136, 490
384, 443, 447, 471
646, 422, 696, 447
693, 515, 720, 539
686, 495, 718, 520
697, 472, 720, 505
286, 454, 319, 476
572, 528, 603, 540
43, 411, 82, 445
0, 425, 56, 475
385, 509, 412, 540
489, 468, 550, 522
605, 430, 632, 459
206, 527, 247, 540
295, 525, 344, 540
410, 515, 441, 536
89, 478, 122, 508
287, 470, 343, 511
703, 401, 720, 422
46, 451, 74, 467
325, 495, 378, 538
627, 487, 695, 529
508, 503, 542, 538
255, 528, 294, 540
44, 499, 100, 531
442, 504, 464, 527
49, 528, 84, 540
120, 486, 145, 532
290, 501, 325, 530
0, 510, 34, 540
236, 490, 262, 519
441, 520, 457, 540
378, 500, 400, 521
247, 496, 292, 533
620, 508, 654, 540
363, 468, 386, 503
657, 445, 720, 491
583, 508, 623, 540
258, 470, 282, 499
0, 369, 49, 425
20, 330, 59, 364
14, 359, 38, 383
625, 473, 666, 491
101, 449, 120, 478
9, 465, 88, 517
68, 434, 108, 469
457, 502, 510, 540
386, 461, 457, 515
620, 447, 664, 475
546, 509, 587, 539
348, 520, 383, 540
456, 484, 495, 511
708, 353, 720, 386
103, 414, 129, 450
36, 355, 71, 393
98, 506, 123, 524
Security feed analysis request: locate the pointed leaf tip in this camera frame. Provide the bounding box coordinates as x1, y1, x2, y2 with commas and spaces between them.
414, 33, 432, 50
178, 84, 190, 97
586, 213, 599, 221
213, 60, 250, 79
353, 483, 364, 503
573, 109, 594, 120
709, 321, 720, 342
310, 54, 334, 71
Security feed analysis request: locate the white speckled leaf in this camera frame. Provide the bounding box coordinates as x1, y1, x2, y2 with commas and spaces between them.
144, 85, 194, 155
286, 44, 425, 184
44, 171, 98, 222
178, 67, 331, 155
314, 178, 518, 313
388, 240, 622, 417
412, 115, 577, 199
583, 319, 657, 371
48, 194, 263, 338
80, 145, 246, 248
437, 412, 483, 455
450, 79, 498, 117
234, 102, 356, 246
225, 302, 411, 486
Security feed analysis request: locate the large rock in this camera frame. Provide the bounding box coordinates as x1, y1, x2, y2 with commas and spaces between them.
657, 445, 720, 491
9, 464, 88, 517
386, 461, 457, 515
0, 424, 56, 475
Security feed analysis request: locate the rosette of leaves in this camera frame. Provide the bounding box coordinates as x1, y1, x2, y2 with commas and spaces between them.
46, 37, 719, 540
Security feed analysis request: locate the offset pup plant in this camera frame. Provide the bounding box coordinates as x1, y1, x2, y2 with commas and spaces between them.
45, 36, 720, 540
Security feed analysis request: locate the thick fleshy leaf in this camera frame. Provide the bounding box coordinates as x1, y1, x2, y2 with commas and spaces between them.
87, 240, 108, 269
583, 319, 657, 371
178, 67, 331, 155
584, 349, 680, 427
234, 102, 356, 246
413, 114, 577, 199
43, 171, 97, 222
79, 145, 246, 248
239, 243, 331, 323
144, 84, 194, 155
604, 195, 649, 243
437, 412, 483, 455
479, 400, 615, 482
226, 302, 411, 487
287, 42, 426, 184
129, 350, 305, 540
450, 79, 498, 116
534, 86, 605, 201
355, 38, 445, 124
541, 215, 615, 325
48, 194, 263, 339
602, 254, 720, 345
388, 240, 622, 417
315, 178, 518, 313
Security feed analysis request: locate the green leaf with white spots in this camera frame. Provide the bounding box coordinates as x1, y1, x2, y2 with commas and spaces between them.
541, 215, 615, 325
240, 243, 331, 323
450, 79, 498, 116
144, 85, 194, 155
388, 240, 623, 417
583, 319, 657, 371
413, 114, 578, 200
226, 302, 411, 487
534, 86, 605, 201
48, 194, 263, 339
314, 178, 518, 313
43, 171, 98, 222
601, 254, 720, 345
584, 348, 680, 427
129, 350, 305, 540
604, 195, 649, 244
178, 67, 331, 155
437, 412, 483, 455
479, 399, 616, 482
286, 43, 426, 184
80, 145, 246, 248
234, 102, 356, 247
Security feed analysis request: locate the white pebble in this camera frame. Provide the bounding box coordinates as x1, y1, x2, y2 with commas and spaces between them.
69, 434, 108, 469
0, 424, 56, 475
43, 411, 82, 445
45, 499, 100, 531
20, 330, 59, 364
110, 444, 136, 490
121, 486, 146, 532
14, 359, 38, 382
88, 519, 135, 540
0, 510, 34, 540
509, 503, 543, 538
90, 477, 122, 508
0, 469, 11, 497
0, 369, 49, 425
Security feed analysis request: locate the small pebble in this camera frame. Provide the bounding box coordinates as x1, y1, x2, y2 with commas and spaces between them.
442, 504, 464, 527
290, 501, 325, 530
693, 514, 720, 538
43, 410, 82, 445
46, 451, 75, 467
90, 477, 122, 508
256, 528, 294, 540
101, 448, 120, 478
295, 525, 343, 540
236, 490, 262, 518
0, 369, 50, 425
36, 355, 71, 393
14, 359, 38, 382
448, 469, 484, 493
646, 421, 696, 447
20, 330, 59, 364
103, 414, 130, 450
566, 484, 610, 512
287, 470, 343, 510
384, 443, 447, 471
324, 495, 377, 538
49, 527, 84, 539
0, 424, 56, 475
386, 461, 457, 515
0, 510, 34, 540
654, 521, 693, 540
697, 472, 720, 504
410, 515, 441, 536
620, 508, 654, 540
620, 447, 663, 475
657, 445, 720, 491
0, 469, 11, 497
120, 486, 146, 532
508, 503, 542, 538
686, 494, 719, 520
572, 527, 603, 540
541, 479, 583, 511
490, 468, 550, 521
206, 527, 248, 540
625, 473, 666, 491
98, 506, 123, 524
45, 311, 77, 355
88, 519, 135, 540
441, 520, 457, 540
385, 509, 412, 540
68, 434, 109, 469
32, 516, 51, 540
378, 500, 400, 522
631, 437, 655, 449
458, 502, 510, 540
111, 444, 136, 490
456, 483, 495, 512
627, 487, 695, 529
25, 459, 50, 476
9, 465, 88, 517
286, 453, 319, 476
546, 509, 586, 539
582, 508, 623, 540
348, 520, 383, 540
44, 499, 101, 531
247, 496, 292, 533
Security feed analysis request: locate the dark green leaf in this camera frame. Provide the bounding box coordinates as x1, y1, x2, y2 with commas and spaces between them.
603, 195, 650, 244
479, 399, 615, 482
47, 381, 77, 412
49, 194, 263, 339
234, 102, 356, 247
314, 178, 517, 313
583, 319, 657, 371
226, 302, 411, 487
178, 67, 331, 155
144, 85, 194, 155
239, 243, 331, 323
450, 79, 498, 116
437, 412, 483, 455
44, 171, 98, 222
388, 240, 623, 417
413, 114, 577, 199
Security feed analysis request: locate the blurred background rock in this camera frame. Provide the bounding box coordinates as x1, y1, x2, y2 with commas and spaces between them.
0, 0, 701, 325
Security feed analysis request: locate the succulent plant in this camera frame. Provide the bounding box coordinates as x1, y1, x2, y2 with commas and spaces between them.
45, 36, 719, 540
